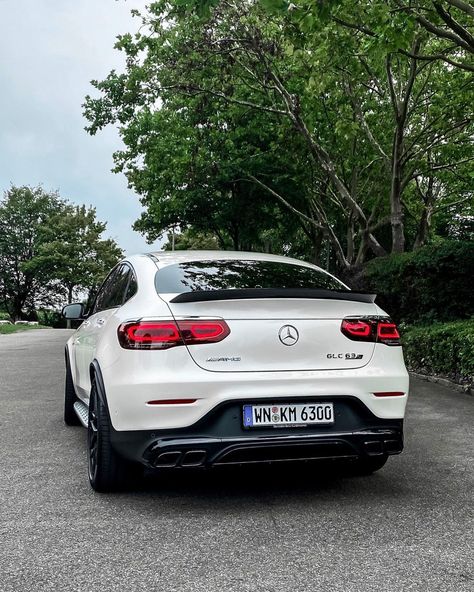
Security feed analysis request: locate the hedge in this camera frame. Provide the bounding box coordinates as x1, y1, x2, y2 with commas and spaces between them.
402, 319, 474, 385
355, 241, 474, 324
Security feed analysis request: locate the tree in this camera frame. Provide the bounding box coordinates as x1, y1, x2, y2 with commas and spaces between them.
187, 1, 474, 71
83, 0, 473, 269
85, 48, 314, 255
32, 204, 123, 305
0, 186, 62, 321
394, 0, 474, 72
0, 186, 122, 321
162, 228, 220, 250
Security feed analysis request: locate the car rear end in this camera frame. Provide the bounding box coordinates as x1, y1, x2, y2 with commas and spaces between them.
104, 253, 408, 470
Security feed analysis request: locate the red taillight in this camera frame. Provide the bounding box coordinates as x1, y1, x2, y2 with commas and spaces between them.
377, 322, 400, 342
178, 320, 229, 345
373, 392, 405, 397
125, 322, 181, 344
341, 319, 373, 340
118, 320, 230, 349
341, 317, 401, 346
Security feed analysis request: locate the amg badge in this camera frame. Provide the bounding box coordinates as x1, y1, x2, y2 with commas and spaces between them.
206, 356, 241, 362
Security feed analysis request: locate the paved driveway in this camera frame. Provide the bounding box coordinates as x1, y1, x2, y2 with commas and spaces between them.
1, 329, 473, 591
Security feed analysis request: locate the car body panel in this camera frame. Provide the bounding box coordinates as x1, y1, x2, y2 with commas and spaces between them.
94, 340, 408, 431
164, 298, 378, 372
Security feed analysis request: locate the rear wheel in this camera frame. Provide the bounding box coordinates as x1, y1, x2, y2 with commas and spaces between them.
64, 351, 80, 426
88, 380, 142, 492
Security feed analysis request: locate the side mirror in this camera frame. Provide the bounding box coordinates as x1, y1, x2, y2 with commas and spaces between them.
62, 303, 86, 320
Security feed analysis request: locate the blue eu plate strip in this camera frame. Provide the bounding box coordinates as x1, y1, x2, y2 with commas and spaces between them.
243, 405, 253, 427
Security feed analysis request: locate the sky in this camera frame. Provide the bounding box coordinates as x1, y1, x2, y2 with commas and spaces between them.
0, 0, 163, 255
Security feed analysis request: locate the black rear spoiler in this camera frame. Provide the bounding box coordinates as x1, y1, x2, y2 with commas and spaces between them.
170, 288, 376, 304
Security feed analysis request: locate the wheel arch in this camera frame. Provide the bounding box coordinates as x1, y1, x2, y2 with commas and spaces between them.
64, 344, 77, 395
89, 360, 109, 411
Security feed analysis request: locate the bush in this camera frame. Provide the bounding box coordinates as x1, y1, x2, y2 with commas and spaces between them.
356, 241, 474, 324
36, 309, 67, 328
402, 320, 474, 385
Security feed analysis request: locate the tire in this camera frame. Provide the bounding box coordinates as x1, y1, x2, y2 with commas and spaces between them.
64, 351, 81, 426
87, 379, 142, 492
351, 454, 389, 476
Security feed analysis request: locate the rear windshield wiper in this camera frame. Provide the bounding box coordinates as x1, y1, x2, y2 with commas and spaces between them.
169, 288, 376, 304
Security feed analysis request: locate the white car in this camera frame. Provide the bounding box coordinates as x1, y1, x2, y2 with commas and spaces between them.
63, 251, 408, 492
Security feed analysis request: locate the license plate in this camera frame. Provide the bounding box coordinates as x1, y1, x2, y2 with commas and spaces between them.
243, 403, 334, 428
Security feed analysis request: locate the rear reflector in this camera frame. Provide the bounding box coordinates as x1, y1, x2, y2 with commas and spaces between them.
373, 392, 405, 397
118, 319, 230, 349
341, 317, 401, 346
147, 399, 197, 405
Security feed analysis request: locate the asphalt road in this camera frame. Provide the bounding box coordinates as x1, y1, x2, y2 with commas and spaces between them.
1, 329, 473, 592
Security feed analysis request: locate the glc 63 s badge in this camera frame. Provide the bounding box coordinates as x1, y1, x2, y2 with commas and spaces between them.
327, 353, 364, 360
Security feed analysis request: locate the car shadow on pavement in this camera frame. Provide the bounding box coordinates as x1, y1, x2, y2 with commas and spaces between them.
123, 460, 408, 505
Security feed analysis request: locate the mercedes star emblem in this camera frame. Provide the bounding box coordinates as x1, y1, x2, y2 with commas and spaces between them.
278, 325, 299, 346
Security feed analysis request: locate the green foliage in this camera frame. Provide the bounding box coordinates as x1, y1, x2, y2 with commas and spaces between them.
84, 0, 473, 268
31, 203, 123, 302
162, 228, 220, 250
361, 241, 474, 323
0, 186, 63, 320
402, 320, 474, 384
36, 309, 71, 329
0, 186, 122, 320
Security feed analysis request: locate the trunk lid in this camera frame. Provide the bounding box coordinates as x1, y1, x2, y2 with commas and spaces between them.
163, 296, 377, 372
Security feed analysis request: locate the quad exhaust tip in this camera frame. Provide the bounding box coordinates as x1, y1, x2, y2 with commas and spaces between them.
153, 450, 207, 468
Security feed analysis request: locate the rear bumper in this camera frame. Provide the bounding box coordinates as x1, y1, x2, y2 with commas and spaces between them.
102, 345, 409, 431
110, 396, 404, 467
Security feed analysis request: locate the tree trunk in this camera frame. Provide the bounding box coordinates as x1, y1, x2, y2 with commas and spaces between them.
414, 181, 434, 249
346, 213, 355, 264
310, 229, 323, 266
355, 229, 370, 266
413, 207, 432, 249
390, 124, 406, 253
262, 70, 387, 260
11, 297, 24, 322
67, 285, 74, 330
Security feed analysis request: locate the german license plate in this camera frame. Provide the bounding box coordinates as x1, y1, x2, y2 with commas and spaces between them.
243, 403, 334, 428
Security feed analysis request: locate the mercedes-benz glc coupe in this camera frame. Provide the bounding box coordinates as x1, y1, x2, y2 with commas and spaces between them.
62, 251, 408, 492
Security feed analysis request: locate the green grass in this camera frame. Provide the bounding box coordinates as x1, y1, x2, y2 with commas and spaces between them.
0, 324, 48, 335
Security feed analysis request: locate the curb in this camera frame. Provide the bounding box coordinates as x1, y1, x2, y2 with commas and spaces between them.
410, 371, 473, 396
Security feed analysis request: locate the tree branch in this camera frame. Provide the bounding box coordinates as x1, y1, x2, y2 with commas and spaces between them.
247, 175, 350, 268
433, 2, 474, 50
333, 17, 377, 37
160, 84, 288, 115
345, 79, 390, 166
445, 0, 474, 18
410, 7, 474, 53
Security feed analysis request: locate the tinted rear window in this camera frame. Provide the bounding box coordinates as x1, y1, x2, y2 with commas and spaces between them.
155, 260, 344, 294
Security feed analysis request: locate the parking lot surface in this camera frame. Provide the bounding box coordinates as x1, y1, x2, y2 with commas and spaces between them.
1, 329, 473, 591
